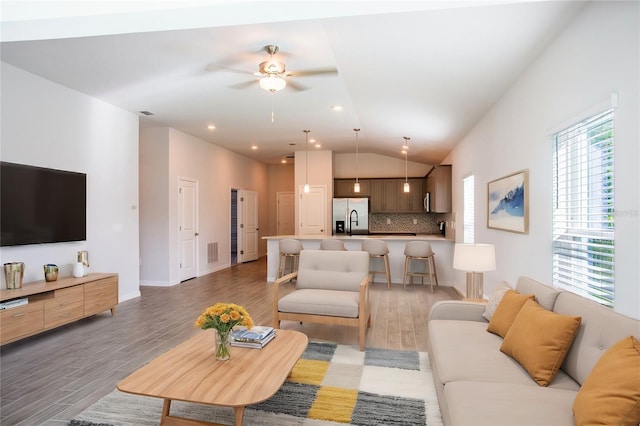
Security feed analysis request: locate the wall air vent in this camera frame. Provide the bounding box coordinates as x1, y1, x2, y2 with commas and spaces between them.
138, 110, 154, 116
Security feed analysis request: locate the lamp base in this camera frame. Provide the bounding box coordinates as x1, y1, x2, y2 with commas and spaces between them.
466, 272, 484, 299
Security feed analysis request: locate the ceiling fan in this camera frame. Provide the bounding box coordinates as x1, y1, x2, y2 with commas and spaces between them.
218, 45, 338, 92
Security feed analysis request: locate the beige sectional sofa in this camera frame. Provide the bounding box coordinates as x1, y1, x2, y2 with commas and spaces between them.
427, 276, 640, 426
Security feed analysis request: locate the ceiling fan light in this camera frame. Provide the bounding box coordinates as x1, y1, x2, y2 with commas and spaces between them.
259, 75, 286, 92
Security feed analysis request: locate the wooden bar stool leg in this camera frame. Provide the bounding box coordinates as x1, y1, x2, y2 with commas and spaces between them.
431, 255, 439, 287
383, 254, 391, 290
403, 257, 410, 287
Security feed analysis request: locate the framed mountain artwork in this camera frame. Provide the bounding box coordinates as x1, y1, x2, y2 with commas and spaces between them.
487, 169, 529, 234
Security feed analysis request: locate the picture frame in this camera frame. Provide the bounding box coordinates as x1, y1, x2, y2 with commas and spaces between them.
487, 169, 529, 234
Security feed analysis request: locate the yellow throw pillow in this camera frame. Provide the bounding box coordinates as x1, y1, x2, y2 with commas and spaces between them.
573, 336, 640, 426
500, 299, 581, 386
486, 290, 535, 338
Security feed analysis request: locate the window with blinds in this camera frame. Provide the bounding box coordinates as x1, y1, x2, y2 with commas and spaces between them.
552, 109, 614, 307
463, 174, 475, 243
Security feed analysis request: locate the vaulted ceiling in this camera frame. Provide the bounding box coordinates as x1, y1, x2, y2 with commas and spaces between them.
0, 1, 587, 165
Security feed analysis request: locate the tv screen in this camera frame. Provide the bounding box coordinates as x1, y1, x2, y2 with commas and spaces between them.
1, 162, 86, 247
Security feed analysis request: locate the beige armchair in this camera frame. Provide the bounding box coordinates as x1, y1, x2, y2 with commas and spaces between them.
273, 249, 371, 351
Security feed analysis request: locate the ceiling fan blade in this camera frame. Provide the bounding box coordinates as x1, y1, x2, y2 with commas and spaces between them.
286, 80, 308, 92
286, 67, 339, 77
228, 80, 257, 90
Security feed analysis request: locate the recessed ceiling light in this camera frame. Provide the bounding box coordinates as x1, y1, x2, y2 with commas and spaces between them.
309, 138, 316, 143
208, 125, 216, 130
401, 149, 407, 154
331, 106, 343, 111
281, 159, 287, 164
315, 144, 322, 148
251, 145, 258, 150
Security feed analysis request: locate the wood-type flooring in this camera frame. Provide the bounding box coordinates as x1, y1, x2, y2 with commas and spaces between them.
0, 256, 460, 425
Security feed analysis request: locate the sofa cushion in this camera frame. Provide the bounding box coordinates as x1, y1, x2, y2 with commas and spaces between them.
428, 319, 580, 391
296, 249, 369, 292
487, 290, 535, 338
482, 281, 512, 321
445, 381, 577, 426
501, 300, 581, 386
554, 290, 640, 385
573, 336, 640, 426
278, 289, 360, 317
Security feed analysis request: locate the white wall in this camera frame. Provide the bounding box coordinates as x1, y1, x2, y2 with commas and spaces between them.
0, 62, 141, 302
334, 152, 432, 179
139, 127, 269, 286
446, 1, 639, 318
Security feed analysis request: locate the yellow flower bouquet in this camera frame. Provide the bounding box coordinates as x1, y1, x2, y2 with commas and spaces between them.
195, 303, 253, 360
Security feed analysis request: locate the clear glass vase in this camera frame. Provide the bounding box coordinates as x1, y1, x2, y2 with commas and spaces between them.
215, 329, 231, 361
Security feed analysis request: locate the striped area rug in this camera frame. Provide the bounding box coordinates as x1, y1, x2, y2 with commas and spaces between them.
69, 342, 442, 426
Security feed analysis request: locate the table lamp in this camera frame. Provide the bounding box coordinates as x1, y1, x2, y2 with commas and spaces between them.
453, 243, 496, 299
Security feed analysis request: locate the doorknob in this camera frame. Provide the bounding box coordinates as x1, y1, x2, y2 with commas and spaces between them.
195, 232, 199, 236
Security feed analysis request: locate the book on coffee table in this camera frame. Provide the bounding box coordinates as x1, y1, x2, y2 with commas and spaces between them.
231, 326, 276, 349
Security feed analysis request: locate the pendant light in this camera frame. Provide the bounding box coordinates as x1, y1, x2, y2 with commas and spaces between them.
403, 136, 410, 193
353, 128, 361, 193
303, 130, 310, 193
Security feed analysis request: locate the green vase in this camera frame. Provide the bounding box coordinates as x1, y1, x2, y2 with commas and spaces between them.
215, 329, 231, 361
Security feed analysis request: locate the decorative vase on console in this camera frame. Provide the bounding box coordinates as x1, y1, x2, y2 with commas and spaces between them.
72, 262, 85, 278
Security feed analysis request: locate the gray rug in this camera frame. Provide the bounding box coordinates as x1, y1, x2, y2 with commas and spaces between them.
69, 342, 442, 425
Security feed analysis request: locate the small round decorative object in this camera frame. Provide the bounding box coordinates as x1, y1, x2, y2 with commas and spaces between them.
215, 329, 232, 361
72, 262, 85, 278
43, 264, 58, 282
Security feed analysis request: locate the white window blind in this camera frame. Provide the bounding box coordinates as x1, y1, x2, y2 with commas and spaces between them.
463, 174, 475, 243
552, 109, 614, 307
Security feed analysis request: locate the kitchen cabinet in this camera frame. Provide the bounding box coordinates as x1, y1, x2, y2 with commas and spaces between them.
398, 178, 425, 212
370, 179, 398, 213
334, 179, 370, 197
425, 165, 452, 213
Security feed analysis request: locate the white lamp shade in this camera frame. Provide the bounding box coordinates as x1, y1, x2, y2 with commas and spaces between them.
453, 243, 496, 272
354, 182, 360, 193
259, 75, 286, 92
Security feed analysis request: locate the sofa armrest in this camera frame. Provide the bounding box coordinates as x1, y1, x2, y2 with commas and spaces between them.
428, 300, 488, 323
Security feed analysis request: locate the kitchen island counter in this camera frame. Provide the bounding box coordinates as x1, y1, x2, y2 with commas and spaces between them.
263, 234, 454, 285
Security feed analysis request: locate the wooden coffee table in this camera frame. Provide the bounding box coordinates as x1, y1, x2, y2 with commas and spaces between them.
118, 329, 308, 426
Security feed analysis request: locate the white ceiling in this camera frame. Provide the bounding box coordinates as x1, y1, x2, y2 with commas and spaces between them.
0, 1, 587, 165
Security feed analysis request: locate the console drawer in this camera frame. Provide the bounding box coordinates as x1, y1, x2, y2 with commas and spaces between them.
84, 277, 118, 316
45, 286, 84, 328
1, 302, 44, 343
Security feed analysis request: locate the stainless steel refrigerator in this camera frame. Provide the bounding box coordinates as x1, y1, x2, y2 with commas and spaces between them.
332, 198, 369, 235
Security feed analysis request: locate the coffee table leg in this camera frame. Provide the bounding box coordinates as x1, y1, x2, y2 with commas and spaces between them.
233, 406, 245, 426
161, 399, 171, 424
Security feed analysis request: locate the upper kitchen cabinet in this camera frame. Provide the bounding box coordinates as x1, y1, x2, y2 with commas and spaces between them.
425, 165, 452, 213
370, 179, 398, 213
398, 178, 425, 213
334, 179, 370, 197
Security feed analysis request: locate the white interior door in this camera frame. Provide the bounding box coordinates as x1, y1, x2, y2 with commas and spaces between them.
277, 192, 295, 235
178, 178, 198, 281
239, 189, 258, 262
299, 185, 326, 235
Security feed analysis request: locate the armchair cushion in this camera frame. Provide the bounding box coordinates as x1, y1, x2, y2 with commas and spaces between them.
278, 289, 360, 317
295, 250, 369, 292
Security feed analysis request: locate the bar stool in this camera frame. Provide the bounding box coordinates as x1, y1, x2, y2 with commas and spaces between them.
277, 239, 303, 279
362, 239, 391, 290
320, 239, 347, 251
403, 241, 439, 292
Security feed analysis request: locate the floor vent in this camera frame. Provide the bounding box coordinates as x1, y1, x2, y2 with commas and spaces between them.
207, 242, 218, 264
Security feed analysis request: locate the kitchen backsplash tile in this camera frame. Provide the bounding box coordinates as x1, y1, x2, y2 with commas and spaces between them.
370, 212, 453, 235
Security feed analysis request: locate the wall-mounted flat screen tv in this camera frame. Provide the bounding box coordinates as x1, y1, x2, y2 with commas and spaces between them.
1, 162, 87, 247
